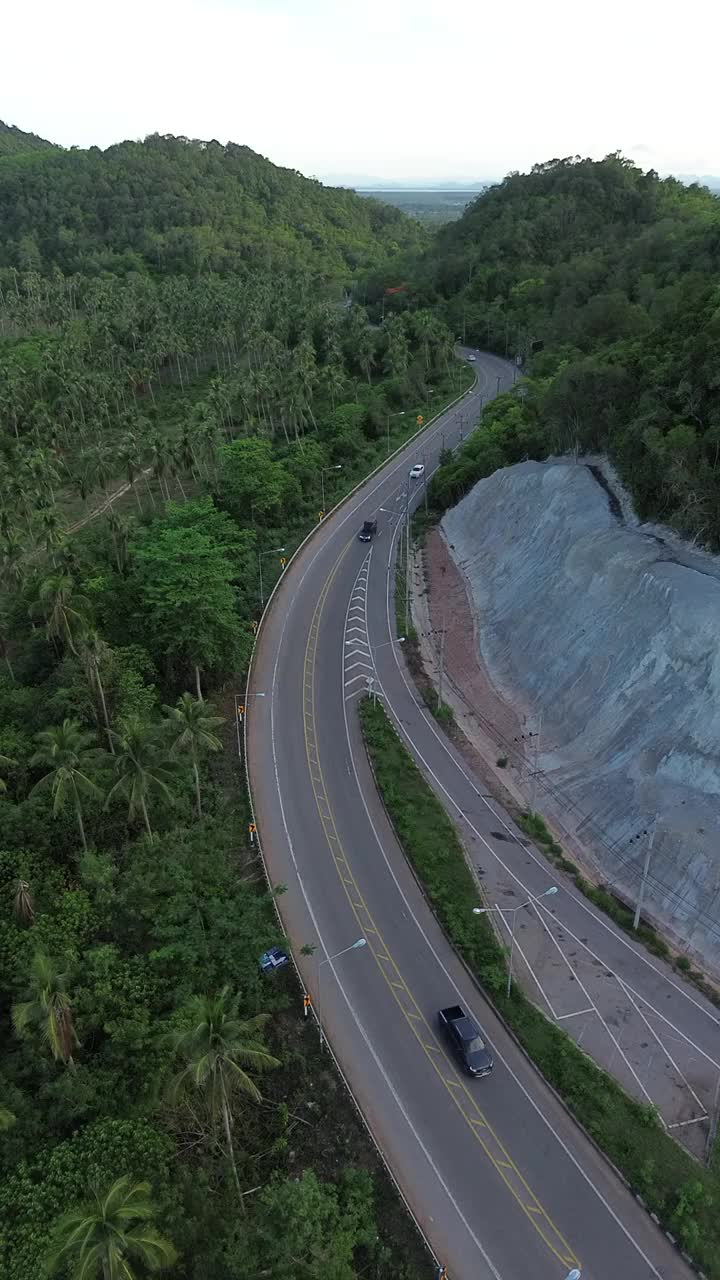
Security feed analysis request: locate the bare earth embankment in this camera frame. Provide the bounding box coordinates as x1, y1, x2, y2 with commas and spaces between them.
425, 457, 720, 972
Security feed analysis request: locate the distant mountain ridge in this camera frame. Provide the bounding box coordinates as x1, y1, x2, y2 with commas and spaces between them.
0, 120, 58, 156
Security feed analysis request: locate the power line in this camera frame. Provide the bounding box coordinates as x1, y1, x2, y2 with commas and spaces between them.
434, 668, 720, 943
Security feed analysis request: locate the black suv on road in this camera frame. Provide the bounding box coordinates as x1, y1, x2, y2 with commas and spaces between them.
438, 1005, 494, 1077
358, 519, 377, 542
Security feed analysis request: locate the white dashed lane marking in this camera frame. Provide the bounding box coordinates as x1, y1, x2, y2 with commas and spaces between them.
343, 553, 376, 701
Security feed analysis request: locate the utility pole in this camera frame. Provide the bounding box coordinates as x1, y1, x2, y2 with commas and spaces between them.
705, 1073, 720, 1166
437, 614, 446, 711
496, 375, 501, 395
633, 821, 657, 931
530, 711, 542, 813
506, 906, 518, 1000
258, 546, 286, 608
404, 497, 411, 635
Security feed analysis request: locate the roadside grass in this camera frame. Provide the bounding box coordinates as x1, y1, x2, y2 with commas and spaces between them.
359, 696, 720, 1277
393, 565, 456, 732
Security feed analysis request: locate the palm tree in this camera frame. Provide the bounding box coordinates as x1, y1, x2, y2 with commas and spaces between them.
81, 628, 115, 754
87, 442, 116, 510
13, 877, 34, 925
32, 572, 90, 656
30, 720, 105, 853
12, 950, 80, 1065
163, 693, 223, 819
382, 317, 411, 376
118, 433, 144, 512
322, 362, 346, 411
106, 510, 131, 577
0, 598, 16, 682
0, 752, 15, 794
105, 718, 175, 840
0, 1105, 16, 1132
167, 988, 278, 1206
413, 310, 435, 371
147, 431, 171, 502
36, 505, 67, 563
356, 328, 376, 385
44, 1176, 177, 1280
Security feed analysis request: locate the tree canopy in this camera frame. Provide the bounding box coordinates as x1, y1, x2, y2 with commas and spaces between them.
411, 153, 720, 545
0, 122, 449, 1280
0, 132, 423, 279
0, 119, 57, 157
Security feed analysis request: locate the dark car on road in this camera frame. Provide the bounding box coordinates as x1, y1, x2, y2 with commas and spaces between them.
358, 519, 377, 542
438, 1004, 494, 1077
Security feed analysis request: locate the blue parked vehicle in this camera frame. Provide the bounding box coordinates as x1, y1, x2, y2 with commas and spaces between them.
259, 946, 290, 975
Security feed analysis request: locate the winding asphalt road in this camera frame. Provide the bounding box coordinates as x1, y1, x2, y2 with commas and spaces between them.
246, 352, 695, 1280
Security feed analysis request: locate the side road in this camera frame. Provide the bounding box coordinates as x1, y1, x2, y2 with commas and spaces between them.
406, 524, 720, 1161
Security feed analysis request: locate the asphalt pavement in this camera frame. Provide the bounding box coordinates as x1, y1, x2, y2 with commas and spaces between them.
246, 351, 695, 1280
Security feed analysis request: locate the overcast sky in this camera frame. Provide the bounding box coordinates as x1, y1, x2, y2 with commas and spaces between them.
5, 0, 719, 182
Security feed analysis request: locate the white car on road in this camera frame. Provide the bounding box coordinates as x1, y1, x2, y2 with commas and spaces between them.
467, 354, 476, 362
409, 463, 425, 480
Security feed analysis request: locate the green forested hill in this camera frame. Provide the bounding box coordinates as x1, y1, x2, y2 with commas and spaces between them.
0, 132, 424, 277
0, 120, 57, 157
0, 125, 453, 1280
414, 155, 720, 545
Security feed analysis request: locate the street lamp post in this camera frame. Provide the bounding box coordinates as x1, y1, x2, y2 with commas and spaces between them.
320, 465, 342, 512
633, 820, 657, 931
371, 637, 406, 655
473, 886, 558, 998
317, 938, 367, 1047
258, 545, 286, 607
387, 410, 406, 456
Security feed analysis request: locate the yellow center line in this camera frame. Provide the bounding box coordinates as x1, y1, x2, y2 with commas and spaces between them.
300, 536, 580, 1272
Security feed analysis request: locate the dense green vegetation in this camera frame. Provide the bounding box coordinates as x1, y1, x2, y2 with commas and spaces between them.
0, 133, 423, 277
6, 128, 720, 1275
408, 154, 720, 546
360, 697, 719, 1276
0, 120, 57, 158
0, 129, 467, 1280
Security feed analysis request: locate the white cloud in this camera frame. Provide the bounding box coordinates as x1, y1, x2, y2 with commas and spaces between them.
4, 0, 719, 179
